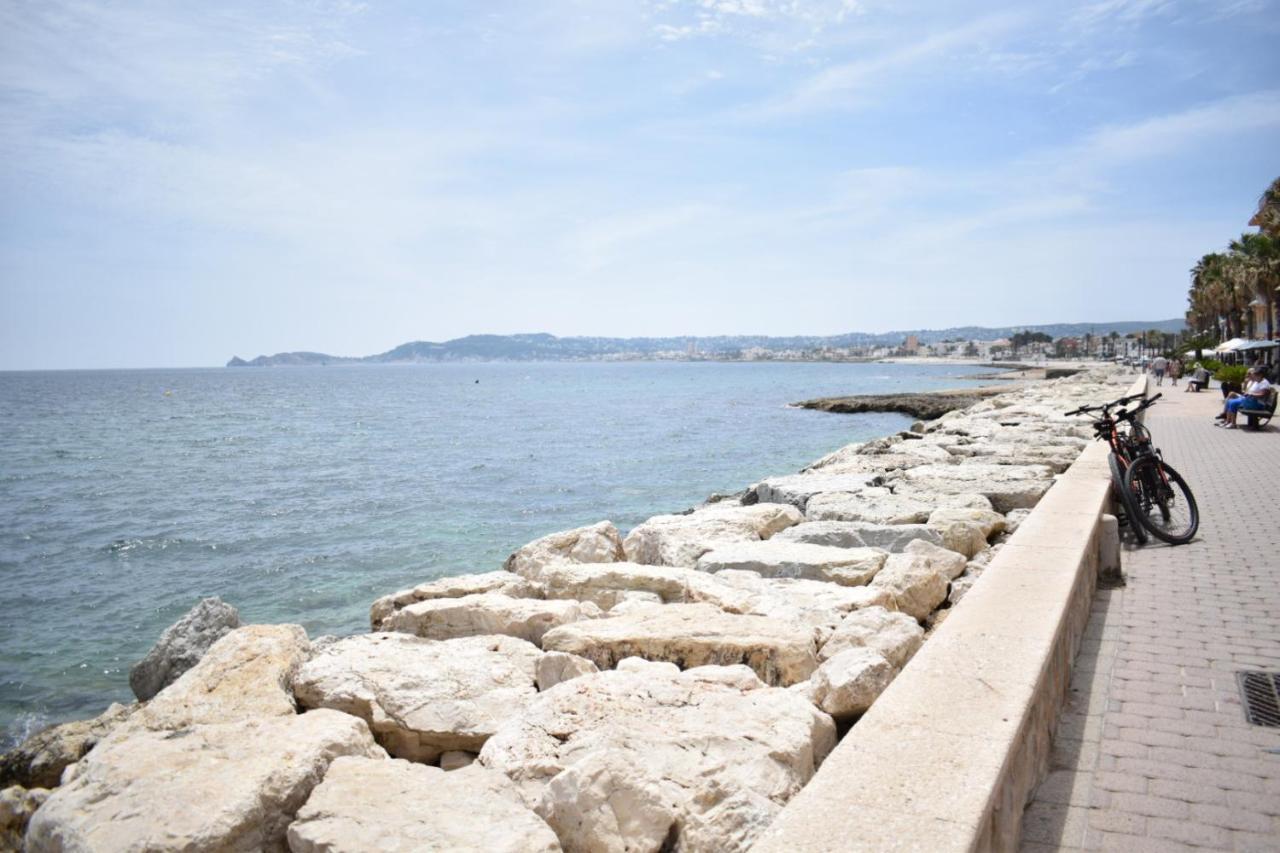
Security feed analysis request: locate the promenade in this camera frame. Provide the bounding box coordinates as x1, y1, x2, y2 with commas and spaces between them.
1021, 382, 1280, 850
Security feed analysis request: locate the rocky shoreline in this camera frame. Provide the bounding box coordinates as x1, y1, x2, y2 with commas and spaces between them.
1, 366, 1133, 852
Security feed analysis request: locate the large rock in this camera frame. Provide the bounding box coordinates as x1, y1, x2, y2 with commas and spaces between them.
903, 538, 968, 580
895, 462, 1054, 513
541, 603, 818, 687
775, 521, 944, 553
370, 571, 543, 631
129, 597, 241, 701
504, 520, 625, 576
1, 785, 49, 851
752, 474, 882, 510
868, 553, 951, 620
384, 594, 601, 645
926, 507, 1007, 539
130, 624, 311, 732
25, 710, 383, 853
293, 634, 542, 763
0, 703, 134, 790
803, 489, 937, 525
697, 571, 895, 637
622, 504, 803, 567
807, 648, 898, 720
520, 560, 724, 610
695, 541, 887, 586
818, 606, 925, 668
479, 662, 835, 853
286, 757, 561, 853
536, 651, 600, 691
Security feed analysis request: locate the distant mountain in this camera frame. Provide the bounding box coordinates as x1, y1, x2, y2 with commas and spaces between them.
227, 320, 1187, 366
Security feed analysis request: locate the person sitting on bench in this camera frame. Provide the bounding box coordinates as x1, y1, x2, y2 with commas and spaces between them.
1184, 363, 1211, 392
1216, 367, 1272, 429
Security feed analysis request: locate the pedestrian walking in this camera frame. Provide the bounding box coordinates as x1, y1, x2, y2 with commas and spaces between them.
1151, 354, 1168, 386
1170, 357, 1182, 387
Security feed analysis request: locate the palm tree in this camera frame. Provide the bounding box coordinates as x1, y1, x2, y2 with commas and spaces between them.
1228, 232, 1280, 340
1250, 176, 1280, 238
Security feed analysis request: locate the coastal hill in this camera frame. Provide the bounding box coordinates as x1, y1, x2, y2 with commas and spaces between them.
227, 320, 1185, 366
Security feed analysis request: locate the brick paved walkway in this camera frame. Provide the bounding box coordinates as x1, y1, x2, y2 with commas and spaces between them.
1021, 383, 1280, 851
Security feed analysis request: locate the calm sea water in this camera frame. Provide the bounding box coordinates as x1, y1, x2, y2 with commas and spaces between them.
0, 361, 991, 743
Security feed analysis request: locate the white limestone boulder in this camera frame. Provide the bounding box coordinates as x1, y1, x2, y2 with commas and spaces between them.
622, 504, 803, 567
895, 462, 1054, 513
868, 553, 950, 621
370, 571, 543, 631
775, 521, 944, 553
930, 521, 989, 559
1, 785, 49, 851
752, 474, 882, 510
818, 606, 925, 669
479, 663, 835, 853
926, 507, 1007, 539
504, 520, 625, 576
520, 560, 724, 610
536, 651, 600, 691
286, 757, 561, 853
696, 541, 887, 586
705, 571, 896, 640
803, 489, 936, 525
25, 710, 383, 853
540, 603, 819, 686
128, 624, 311, 732
292, 633, 542, 763
808, 648, 897, 720
904, 538, 968, 580
384, 594, 601, 645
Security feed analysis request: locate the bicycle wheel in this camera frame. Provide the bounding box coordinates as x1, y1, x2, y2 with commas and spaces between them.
1108, 452, 1148, 545
1123, 456, 1199, 545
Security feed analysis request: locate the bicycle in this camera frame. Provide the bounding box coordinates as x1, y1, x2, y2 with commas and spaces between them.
1065, 392, 1199, 546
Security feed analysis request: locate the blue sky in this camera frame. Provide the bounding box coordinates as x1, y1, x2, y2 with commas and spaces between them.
1, 0, 1278, 368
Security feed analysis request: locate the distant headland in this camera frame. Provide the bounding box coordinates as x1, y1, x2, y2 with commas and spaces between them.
227, 320, 1186, 366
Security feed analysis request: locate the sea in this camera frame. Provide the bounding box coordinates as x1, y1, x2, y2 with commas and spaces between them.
0, 360, 995, 745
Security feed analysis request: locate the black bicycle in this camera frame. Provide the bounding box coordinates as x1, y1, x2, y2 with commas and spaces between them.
1065, 393, 1199, 546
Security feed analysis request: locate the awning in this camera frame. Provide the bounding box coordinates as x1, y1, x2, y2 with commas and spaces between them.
1215, 338, 1249, 353
1235, 340, 1280, 351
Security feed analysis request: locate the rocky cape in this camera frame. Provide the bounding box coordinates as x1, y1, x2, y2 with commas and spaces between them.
3, 365, 1136, 852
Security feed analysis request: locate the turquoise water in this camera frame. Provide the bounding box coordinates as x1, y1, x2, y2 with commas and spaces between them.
0, 361, 990, 742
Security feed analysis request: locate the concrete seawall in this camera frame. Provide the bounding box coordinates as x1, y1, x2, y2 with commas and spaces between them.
753, 374, 1148, 852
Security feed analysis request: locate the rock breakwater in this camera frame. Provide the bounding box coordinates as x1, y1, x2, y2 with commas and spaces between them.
3, 366, 1133, 852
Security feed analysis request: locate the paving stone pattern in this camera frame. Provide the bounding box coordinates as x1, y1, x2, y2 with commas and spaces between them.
1022, 383, 1280, 852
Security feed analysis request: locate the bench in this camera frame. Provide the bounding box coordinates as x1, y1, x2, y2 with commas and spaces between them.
1241, 387, 1278, 430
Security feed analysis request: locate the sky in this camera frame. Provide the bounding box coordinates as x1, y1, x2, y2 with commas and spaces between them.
1, 0, 1278, 368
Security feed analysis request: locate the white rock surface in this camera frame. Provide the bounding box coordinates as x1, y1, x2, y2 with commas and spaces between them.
0, 703, 134, 790
520, 560, 722, 610
926, 507, 1007, 539
129, 596, 241, 701
504, 520, 625, 577
536, 651, 600, 691
803, 489, 937, 525
293, 633, 541, 762
696, 541, 887, 586
868, 552, 951, 620
479, 663, 835, 853
904, 538, 969, 580
896, 462, 1055, 513
385, 594, 601, 645
26, 710, 383, 853
808, 648, 897, 720
622, 504, 803, 567
129, 624, 311, 732
752, 474, 882, 510
776, 521, 945, 553
818, 606, 925, 669
370, 572, 543, 631
540, 603, 819, 686
286, 757, 561, 853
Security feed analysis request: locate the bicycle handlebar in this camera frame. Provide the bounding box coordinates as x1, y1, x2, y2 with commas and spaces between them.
1064, 392, 1155, 418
